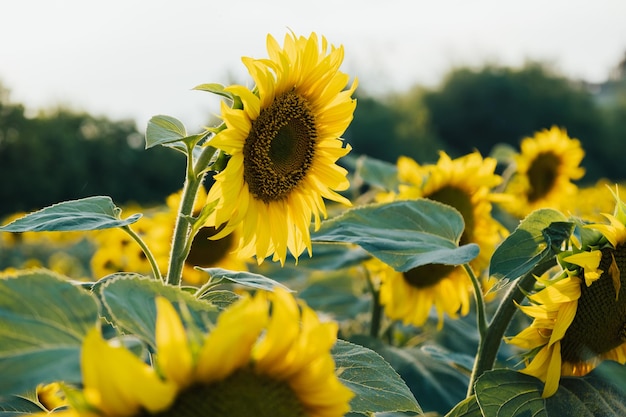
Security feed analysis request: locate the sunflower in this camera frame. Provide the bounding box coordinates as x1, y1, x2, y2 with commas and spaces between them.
507, 188, 626, 397
372, 151, 507, 327
500, 126, 585, 218
205, 32, 358, 265
34, 288, 353, 417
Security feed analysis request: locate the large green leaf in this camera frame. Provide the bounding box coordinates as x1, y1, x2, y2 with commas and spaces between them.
475, 365, 626, 417
333, 340, 422, 415
97, 275, 219, 349
145, 114, 186, 148
489, 209, 572, 283
312, 200, 479, 272
0, 196, 141, 232
353, 154, 400, 191
0, 270, 99, 395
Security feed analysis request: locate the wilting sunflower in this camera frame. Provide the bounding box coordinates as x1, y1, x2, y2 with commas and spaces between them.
372, 151, 507, 327
205, 32, 358, 265
34, 288, 353, 417
507, 188, 626, 397
500, 126, 585, 218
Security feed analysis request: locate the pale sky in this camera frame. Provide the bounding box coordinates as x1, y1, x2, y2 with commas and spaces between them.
2, 0, 625, 132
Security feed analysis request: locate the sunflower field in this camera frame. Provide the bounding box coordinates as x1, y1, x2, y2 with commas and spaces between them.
1, 32, 625, 417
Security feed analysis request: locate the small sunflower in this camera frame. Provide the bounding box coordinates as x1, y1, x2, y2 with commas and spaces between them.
205, 32, 358, 265
501, 126, 585, 218
507, 188, 626, 397
372, 151, 507, 327
35, 288, 353, 417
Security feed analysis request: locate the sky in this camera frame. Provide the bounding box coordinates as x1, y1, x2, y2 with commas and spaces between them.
2, 0, 626, 133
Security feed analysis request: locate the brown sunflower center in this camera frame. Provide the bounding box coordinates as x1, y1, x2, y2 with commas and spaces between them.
148, 369, 307, 417
526, 152, 561, 203
243, 91, 317, 203
403, 263, 457, 289
560, 245, 626, 363
426, 186, 475, 245
185, 225, 233, 268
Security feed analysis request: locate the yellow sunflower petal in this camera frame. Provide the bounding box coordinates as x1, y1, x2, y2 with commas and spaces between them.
155, 297, 194, 387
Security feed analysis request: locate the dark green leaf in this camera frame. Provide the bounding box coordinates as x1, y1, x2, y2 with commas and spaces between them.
194, 268, 293, 292
445, 395, 483, 417
0, 196, 141, 232
312, 200, 479, 272
474, 369, 546, 417
333, 340, 422, 415
0, 395, 43, 416
489, 209, 571, 283
196, 289, 240, 310
0, 270, 99, 395
98, 275, 219, 349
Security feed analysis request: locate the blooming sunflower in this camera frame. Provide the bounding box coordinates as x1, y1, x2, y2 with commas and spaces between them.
500, 126, 585, 218
372, 151, 507, 327
205, 32, 358, 265
34, 288, 353, 417
507, 188, 626, 397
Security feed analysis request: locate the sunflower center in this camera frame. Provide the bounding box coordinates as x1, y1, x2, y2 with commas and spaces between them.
526, 152, 561, 203
243, 91, 317, 203
560, 245, 626, 363
426, 186, 475, 245
185, 225, 233, 268
148, 369, 307, 417
403, 263, 457, 289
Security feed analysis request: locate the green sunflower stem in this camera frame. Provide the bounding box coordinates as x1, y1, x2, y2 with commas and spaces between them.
166, 144, 218, 286
365, 270, 383, 339
466, 261, 555, 396
121, 224, 162, 282
464, 264, 488, 339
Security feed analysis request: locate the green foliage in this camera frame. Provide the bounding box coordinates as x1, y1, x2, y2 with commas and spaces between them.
0, 196, 141, 232
312, 199, 479, 272
0, 270, 99, 395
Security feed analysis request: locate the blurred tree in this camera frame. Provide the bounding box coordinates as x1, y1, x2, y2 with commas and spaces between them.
0, 84, 185, 217
422, 63, 608, 181
345, 90, 445, 165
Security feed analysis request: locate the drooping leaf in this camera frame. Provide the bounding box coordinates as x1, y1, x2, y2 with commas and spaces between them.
312, 199, 479, 272
192, 83, 242, 109
489, 209, 572, 283
0, 395, 43, 416
445, 395, 483, 417
332, 339, 422, 415
194, 268, 293, 292
97, 275, 219, 349
0, 270, 99, 395
0, 196, 141, 233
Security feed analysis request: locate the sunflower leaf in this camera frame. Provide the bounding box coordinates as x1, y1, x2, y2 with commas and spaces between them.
0, 270, 99, 396
0, 196, 141, 232
312, 199, 479, 272
445, 396, 483, 417
488, 209, 572, 283
353, 154, 400, 191
332, 339, 422, 415
475, 366, 626, 417
96, 275, 220, 349
0, 395, 44, 415
194, 268, 293, 292
145, 114, 205, 149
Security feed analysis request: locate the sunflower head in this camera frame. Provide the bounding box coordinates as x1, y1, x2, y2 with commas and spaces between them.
508, 187, 626, 397
205, 32, 357, 265
501, 126, 585, 218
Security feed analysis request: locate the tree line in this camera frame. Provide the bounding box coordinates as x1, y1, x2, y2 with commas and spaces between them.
1, 57, 625, 218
